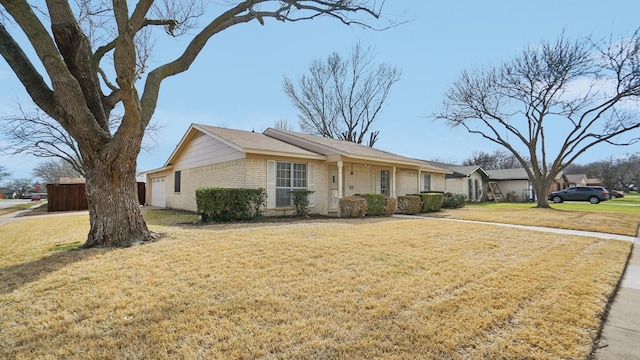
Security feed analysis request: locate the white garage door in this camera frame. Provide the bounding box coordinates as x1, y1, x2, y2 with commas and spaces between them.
151, 177, 166, 207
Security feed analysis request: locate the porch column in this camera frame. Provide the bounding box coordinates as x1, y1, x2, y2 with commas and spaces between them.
337, 161, 344, 199
392, 166, 396, 197
336, 161, 344, 217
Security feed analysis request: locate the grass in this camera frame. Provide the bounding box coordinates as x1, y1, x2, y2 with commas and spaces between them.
0, 209, 634, 359
431, 200, 640, 237
0, 200, 42, 216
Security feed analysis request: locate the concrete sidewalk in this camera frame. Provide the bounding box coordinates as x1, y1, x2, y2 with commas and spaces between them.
593, 244, 639, 360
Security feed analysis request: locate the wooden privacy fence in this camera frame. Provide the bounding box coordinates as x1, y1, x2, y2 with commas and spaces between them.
47, 182, 146, 212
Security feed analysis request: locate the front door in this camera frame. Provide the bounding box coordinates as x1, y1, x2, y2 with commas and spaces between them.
329, 168, 339, 210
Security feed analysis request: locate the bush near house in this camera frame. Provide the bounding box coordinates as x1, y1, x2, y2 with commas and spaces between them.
396, 195, 421, 215
414, 193, 443, 213
355, 194, 387, 216
291, 190, 314, 217
196, 188, 266, 222
339, 196, 367, 218
383, 196, 397, 216
441, 192, 467, 209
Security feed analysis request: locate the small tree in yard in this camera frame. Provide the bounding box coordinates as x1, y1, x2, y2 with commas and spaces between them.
0, 1, 389, 247
436, 31, 640, 208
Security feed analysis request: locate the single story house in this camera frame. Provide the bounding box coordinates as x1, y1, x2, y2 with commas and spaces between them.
547, 171, 568, 193
565, 174, 588, 187
485, 168, 535, 202
586, 178, 604, 186
145, 124, 451, 216
429, 162, 490, 202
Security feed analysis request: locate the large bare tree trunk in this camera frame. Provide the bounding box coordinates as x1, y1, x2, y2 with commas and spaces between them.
82, 139, 154, 248
534, 180, 551, 208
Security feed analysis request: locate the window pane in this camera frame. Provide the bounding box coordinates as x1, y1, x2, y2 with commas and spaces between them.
275, 161, 307, 207
380, 170, 390, 196
276, 188, 291, 206
174, 171, 181, 193
293, 163, 307, 188
422, 174, 431, 192
276, 162, 291, 187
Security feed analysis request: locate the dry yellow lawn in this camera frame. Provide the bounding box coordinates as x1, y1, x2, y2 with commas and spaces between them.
0, 213, 632, 359
427, 205, 640, 237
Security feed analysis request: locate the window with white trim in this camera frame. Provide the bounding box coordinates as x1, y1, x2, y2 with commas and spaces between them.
276, 162, 307, 206
174, 171, 181, 193
422, 173, 431, 192
380, 170, 390, 196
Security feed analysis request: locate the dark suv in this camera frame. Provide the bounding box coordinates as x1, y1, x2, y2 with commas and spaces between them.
548, 186, 609, 204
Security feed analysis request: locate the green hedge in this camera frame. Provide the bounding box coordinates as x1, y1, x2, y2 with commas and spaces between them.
196, 188, 266, 222
355, 193, 387, 216
412, 193, 443, 212
441, 192, 467, 209
291, 189, 314, 217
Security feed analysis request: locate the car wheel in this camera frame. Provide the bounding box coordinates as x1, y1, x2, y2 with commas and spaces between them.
552, 196, 563, 203
589, 196, 600, 204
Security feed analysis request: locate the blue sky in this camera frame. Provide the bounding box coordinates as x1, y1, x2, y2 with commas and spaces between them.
1, 0, 640, 181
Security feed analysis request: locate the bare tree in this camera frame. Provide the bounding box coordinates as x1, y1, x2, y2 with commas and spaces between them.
1, 106, 85, 176
32, 159, 83, 184
461, 150, 523, 170
0, 0, 389, 247
0, 165, 11, 184
284, 42, 400, 147
0, 104, 162, 176
273, 118, 296, 132
436, 31, 640, 208
615, 153, 640, 190
564, 153, 640, 191
6, 178, 34, 198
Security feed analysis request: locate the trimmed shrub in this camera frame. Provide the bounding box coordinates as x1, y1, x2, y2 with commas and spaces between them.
355, 193, 386, 216
291, 189, 314, 217
441, 192, 467, 209
196, 188, 266, 222
412, 193, 443, 212
396, 195, 421, 215
383, 197, 397, 216
339, 196, 367, 218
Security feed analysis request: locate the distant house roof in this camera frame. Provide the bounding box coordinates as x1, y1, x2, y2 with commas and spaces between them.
587, 178, 603, 186
486, 168, 530, 180
427, 161, 490, 179
565, 174, 588, 184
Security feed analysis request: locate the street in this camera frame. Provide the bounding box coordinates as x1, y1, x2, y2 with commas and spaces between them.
0, 199, 31, 209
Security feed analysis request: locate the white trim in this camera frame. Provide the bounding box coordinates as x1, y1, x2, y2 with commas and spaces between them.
266, 160, 276, 209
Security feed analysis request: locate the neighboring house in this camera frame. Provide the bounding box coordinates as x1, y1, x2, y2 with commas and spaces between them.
145, 124, 451, 215
586, 178, 604, 186
0, 187, 13, 199
565, 174, 588, 187
485, 168, 535, 202
429, 162, 490, 202
549, 171, 568, 193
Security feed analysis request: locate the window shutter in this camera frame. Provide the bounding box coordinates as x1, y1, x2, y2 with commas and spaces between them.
307, 163, 315, 207
266, 160, 276, 209
375, 169, 381, 194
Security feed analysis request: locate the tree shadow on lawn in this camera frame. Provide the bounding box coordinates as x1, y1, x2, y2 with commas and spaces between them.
0, 247, 107, 295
